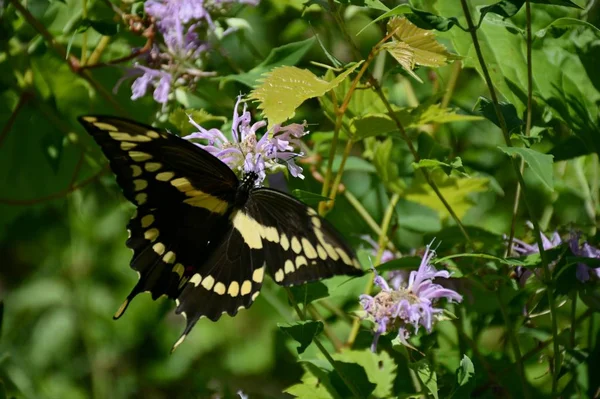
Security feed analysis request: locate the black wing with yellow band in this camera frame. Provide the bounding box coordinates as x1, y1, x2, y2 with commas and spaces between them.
244, 188, 363, 285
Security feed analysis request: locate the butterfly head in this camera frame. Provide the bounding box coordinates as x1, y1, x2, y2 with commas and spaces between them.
235, 171, 260, 206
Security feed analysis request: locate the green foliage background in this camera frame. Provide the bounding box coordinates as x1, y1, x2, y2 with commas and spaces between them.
1, 0, 599, 398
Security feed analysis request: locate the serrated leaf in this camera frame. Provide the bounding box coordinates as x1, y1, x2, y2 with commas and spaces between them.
221, 37, 316, 87
334, 350, 396, 398
279, 321, 324, 354
457, 355, 475, 386
405, 172, 489, 220
329, 361, 376, 398
411, 360, 438, 399
475, 97, 523, 134
249, 62, 363, 126
384, 17, 459, 83
497, 146, 554, 191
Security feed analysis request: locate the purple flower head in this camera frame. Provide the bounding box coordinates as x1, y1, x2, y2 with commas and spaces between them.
360, 244, 462, 352
129, 66, 172, 104
184, 96, 308, 184
569, 232, 600, 282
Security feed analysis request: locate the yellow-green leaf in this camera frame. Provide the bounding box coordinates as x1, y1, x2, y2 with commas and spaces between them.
384, 17, 459, 83
405, 172, 489, 220
249, 62, 363, 126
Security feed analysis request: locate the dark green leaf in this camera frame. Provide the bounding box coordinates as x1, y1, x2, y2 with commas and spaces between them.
497, 146, 554, 191
87, 19, 120, 36
579, 285, 600, 312
330, 361, 376, 398
410, 360, 438, 399
220, 37, 316, 87
0, 301, 3, 340
377, 256, 422, 272
407, 7, 466, 32
357, 4, 412, 35
479, 0, 581, 26
278, 321, 324, 354
288, 281, 330, 305
475, 97, 523, 134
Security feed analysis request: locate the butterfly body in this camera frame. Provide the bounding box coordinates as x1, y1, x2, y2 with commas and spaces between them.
79, 115, 362, 348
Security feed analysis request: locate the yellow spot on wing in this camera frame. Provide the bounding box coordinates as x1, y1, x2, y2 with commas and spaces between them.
141, 214, 154, 228
284, 259, 295, 274
171, 177, 193, 192
133, 179, 148, 191
317, 245, 328, 260
172, 263, 184, 278
131, 165, 142, 177
113, 298, 129, 319
153, 242, 166, 255
241, 280, 252, 295
251, 291, 260, 301
184, 193, 229, 215
135, 193, 147, 205
190, 273, 202, 286
296, 256, 307, 268
146, 130, 160, 139
302, 238, 318, 259
260, 226, 280, 243
82, 116, 97, 123
214, 282, 226, 295
94, 122, 117, 131
163, 251, 176, 264
228, 281, 239, 297
274, 269, 284, 282
121, 142, 137, 150
109, 132, 152, 142
129, 151, 152, 162
336, 248, 352, 265
231, 211, 263, 249
252, 267, 265, 283
280, 234, 290, 251
156, 171, 175, 181
201, 275, 215, 290
291, 237, 302, 254
144, 228, 159, 242
145, 162, 162, 172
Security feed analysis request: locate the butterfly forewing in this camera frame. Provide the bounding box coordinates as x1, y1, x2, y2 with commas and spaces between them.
242, 188, 363, 286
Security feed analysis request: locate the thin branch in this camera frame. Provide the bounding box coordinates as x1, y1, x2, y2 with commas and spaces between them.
0, 90, 33, 149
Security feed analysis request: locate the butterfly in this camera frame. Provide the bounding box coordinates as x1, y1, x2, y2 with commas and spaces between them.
79, 115, 363, 349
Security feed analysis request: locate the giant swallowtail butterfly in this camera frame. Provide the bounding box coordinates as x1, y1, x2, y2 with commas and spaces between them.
79, 116, 363, 349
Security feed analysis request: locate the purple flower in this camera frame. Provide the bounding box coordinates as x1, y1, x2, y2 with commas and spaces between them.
569, 232, 600, 282
360, 244, 462, 351
184, 96, 308, 184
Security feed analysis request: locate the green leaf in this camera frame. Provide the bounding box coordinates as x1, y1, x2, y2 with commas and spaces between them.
249, 62, 363, 126
497, 146, 554, 191
0, 301, 3, 340
288, 281, 330, 305
331, 156, 376, 173
168, 109, 227, 136
329, 361, 376, 398
221, 37, 316, 88
292, 190, 331, 206
407, 7, 466, 32
457, 355, 475, 386
372, 138, 404, 194
87, 19, 120, 36
412, 158, 468, 177
284, 367, 337, 398
357, 4, 412, 35
377, 256, 422, 272
480, 0, 581, 24
411, 360, 438, 399
535, 17, 600, 39
278, 321, 324, 354
334, 350, 397, 398
475, 97, 523, 134
351, 104, 482, 141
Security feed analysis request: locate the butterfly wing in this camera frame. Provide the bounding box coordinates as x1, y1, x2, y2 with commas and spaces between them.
79, 116, 239, 316
242, 187, 363, 285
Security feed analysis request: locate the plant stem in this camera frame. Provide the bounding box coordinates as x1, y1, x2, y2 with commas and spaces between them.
459, 0, 560, 392
346, 193, 400, 347
286, 289, 362, 398
81, 0, 89, 65
87, 36, 111, 66
320, 90, 341, 215
496, 291, 530, 398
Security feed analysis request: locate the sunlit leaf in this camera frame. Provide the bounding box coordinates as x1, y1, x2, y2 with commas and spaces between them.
497, 146, 554, 191
249, 62, 363, 126
384, 17, 460, 83
288, 281, 330, 305
457, 355, 475, 386
410, 360, 438, 399
535, 17, 600, 39
372, 138, 404, 194
334, 350, 396, 398
405, 172, 489, 220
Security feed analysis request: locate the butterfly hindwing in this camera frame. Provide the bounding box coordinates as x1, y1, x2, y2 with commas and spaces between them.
242, 188, 363, 286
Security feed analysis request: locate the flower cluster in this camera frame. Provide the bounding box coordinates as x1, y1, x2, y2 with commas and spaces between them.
123, 0, 259, 104
184, 96, 308, 184
510, 224, 600, 283
360, 245, 462, 351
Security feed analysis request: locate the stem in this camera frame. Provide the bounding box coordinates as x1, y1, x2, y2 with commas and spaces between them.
0, 90, 33, 149
344, 191, 397, 253
286, 289, 362, 398
327, 137, 353, 206
346, 193, 400, 347
87, 36, 111, 66
319, 90, 341, 216
496, 291, 530, 398
308, 305, 344, 352
459, 0, 560, 391
81, 0, 89, 66
432, 61, 462, 135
